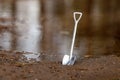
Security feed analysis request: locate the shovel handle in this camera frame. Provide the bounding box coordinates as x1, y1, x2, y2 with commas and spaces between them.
70, 12, 82, 59
74, 12, 82, 23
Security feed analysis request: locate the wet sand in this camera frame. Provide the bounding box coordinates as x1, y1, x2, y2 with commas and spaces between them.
0, 50, 120, 80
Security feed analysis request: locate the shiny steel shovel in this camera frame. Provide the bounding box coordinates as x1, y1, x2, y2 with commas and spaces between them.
62, 12, 82, 65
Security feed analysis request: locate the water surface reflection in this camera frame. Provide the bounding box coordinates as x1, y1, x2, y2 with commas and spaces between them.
15, 0, 41, 53
0, 0, 120, 57
0, 31, 12, 50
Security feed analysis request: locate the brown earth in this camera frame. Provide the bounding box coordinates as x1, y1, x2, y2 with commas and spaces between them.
0, 50, 120, 80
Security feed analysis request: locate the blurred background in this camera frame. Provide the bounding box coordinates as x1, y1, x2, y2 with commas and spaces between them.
0, 0, 120, 57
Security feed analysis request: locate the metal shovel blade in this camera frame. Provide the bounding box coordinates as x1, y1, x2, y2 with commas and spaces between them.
62, 55, 76, 65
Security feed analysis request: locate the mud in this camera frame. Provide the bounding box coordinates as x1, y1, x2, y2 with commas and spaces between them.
0, 50, 120, 80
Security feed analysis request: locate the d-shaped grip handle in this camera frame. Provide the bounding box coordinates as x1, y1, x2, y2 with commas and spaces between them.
73, 12, 82, 22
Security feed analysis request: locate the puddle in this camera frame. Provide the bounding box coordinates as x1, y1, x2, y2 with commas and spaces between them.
0, 0, 120, 59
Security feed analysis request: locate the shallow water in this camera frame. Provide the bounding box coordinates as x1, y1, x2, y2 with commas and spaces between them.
0, 0, 120, 58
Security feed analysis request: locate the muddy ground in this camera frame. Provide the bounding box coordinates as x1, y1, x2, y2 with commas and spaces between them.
0, 50, 119, 80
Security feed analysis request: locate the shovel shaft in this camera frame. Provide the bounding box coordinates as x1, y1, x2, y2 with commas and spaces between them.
70, 22, 78, 59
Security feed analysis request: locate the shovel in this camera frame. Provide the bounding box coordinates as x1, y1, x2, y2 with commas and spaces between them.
62, 12, 82, 65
